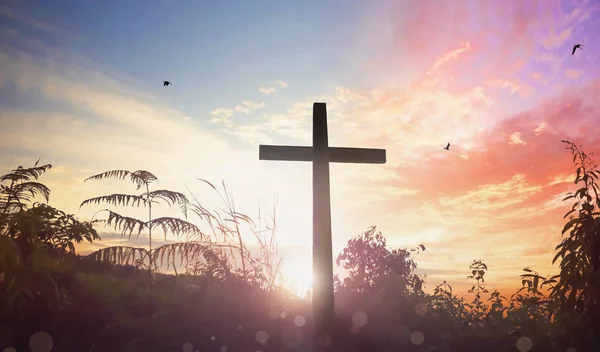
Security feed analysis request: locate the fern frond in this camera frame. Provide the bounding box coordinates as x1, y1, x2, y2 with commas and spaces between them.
84, 170, 132, 183
95, 209, 148, 238
147, 190, 189, 217
0, 164, 52, 183
152, 241, 211, 268
80, 194, 147, 209
148, 217, 208, 241
12, 181, 51, 203
130, 170, 158, 189
88, 246, 149, 266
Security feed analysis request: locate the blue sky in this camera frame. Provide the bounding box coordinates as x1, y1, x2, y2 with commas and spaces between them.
4, 0, 394, 116
2, 0, 600, 296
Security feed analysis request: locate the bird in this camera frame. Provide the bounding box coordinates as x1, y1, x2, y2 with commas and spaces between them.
443, 143, 450, 151
572, 44, 582, 55
163, 81, 172, 87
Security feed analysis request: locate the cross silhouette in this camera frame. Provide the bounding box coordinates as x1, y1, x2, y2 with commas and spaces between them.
259, 103, 386, 346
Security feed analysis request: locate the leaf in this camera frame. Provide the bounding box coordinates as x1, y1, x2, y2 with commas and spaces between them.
80, 194, 147, 209
12, 181, 51, 203
84, 170, 158, 189
95, 209, 147, 238
197, 178, 217, 190
84, 170, 133, 183
148, 217, 208, 241
562, 218, 580, 235
0, 164, 52, 183
88, 246, 149, 266
129, 170, 158, 189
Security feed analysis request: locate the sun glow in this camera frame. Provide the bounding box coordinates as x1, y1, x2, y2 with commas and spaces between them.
281, 264, 313, 298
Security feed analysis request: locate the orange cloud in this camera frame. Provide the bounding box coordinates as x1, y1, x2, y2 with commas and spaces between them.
565, 69, 582, 79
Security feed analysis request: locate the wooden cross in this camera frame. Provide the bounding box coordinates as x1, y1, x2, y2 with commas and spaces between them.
259, 102, 386, 345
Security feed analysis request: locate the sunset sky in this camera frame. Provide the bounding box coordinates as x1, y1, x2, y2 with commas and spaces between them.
1, 0, 600, 296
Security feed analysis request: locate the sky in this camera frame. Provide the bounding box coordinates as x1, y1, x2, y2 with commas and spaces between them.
1, 0, 600, 297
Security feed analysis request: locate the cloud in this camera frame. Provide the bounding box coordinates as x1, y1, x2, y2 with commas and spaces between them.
0, 30, 299, 233
426, 41, 472, 76
509, 132, 527, 145
210, 101, 266, 126
258, 80, 288, 95
531, 72, 549, 85
565, 69, 582, 79
0, 5, 78, 39
534, 121, 547, 135
541, 27, 573, 49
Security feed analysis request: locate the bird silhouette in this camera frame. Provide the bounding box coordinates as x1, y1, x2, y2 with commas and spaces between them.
572, 44, 582, 55
163, 81, 172, 87
444, 143, 450, 151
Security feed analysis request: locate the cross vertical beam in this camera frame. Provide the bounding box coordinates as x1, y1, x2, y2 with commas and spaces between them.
312, 103, 335, 342
258, 102, 386, 349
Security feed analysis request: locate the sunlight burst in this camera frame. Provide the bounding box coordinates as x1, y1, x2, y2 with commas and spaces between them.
281, 265, 313, 298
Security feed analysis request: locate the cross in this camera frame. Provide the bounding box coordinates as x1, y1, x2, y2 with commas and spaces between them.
258, 102, 386, 346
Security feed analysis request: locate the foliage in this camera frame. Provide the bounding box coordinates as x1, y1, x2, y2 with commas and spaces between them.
81, 169, 207, 295
5, 202, 100, 255
0, 161, 101, 311
335, 226, 424, 295
186, 180, 285, 294
546, 140, 600, 329
3, 139, 600, 351
0, 159, 52, 232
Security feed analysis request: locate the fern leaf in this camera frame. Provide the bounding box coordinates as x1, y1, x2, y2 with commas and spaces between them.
88, 246, 149, 266
152, 241, 211, 267
80, 194, 147, 209
84, 170, 132, 183
130, 170, 158, 189
148, 217, 208, 241
0, 164, 52, 183
95, 209, 148, 238
147, 190, 189, 217
12, 181, 51, 203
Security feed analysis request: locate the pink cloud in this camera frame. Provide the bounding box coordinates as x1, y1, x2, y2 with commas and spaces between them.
349, 79, 600, 206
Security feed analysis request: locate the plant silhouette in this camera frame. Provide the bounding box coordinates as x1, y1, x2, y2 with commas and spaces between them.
80, 169, 206, 297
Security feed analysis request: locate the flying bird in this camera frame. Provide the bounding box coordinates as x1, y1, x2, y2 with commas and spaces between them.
163, 81, 172, 87
572, 44, 582, 55
443, 143, 450, 151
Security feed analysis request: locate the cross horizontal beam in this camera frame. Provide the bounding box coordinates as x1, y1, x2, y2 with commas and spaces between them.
259, 145, 386, 164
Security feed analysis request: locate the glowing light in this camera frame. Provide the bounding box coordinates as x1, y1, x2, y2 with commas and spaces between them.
281, 263, 313, 297
352, 311, 368, 327
410, 331, 425, 345
293, 315, 306, 327
182, 342, 193, 352
516, 336, 532, 352
29, 331, 53, 352
255, 330, 269, 344
414, 303, 428, 316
